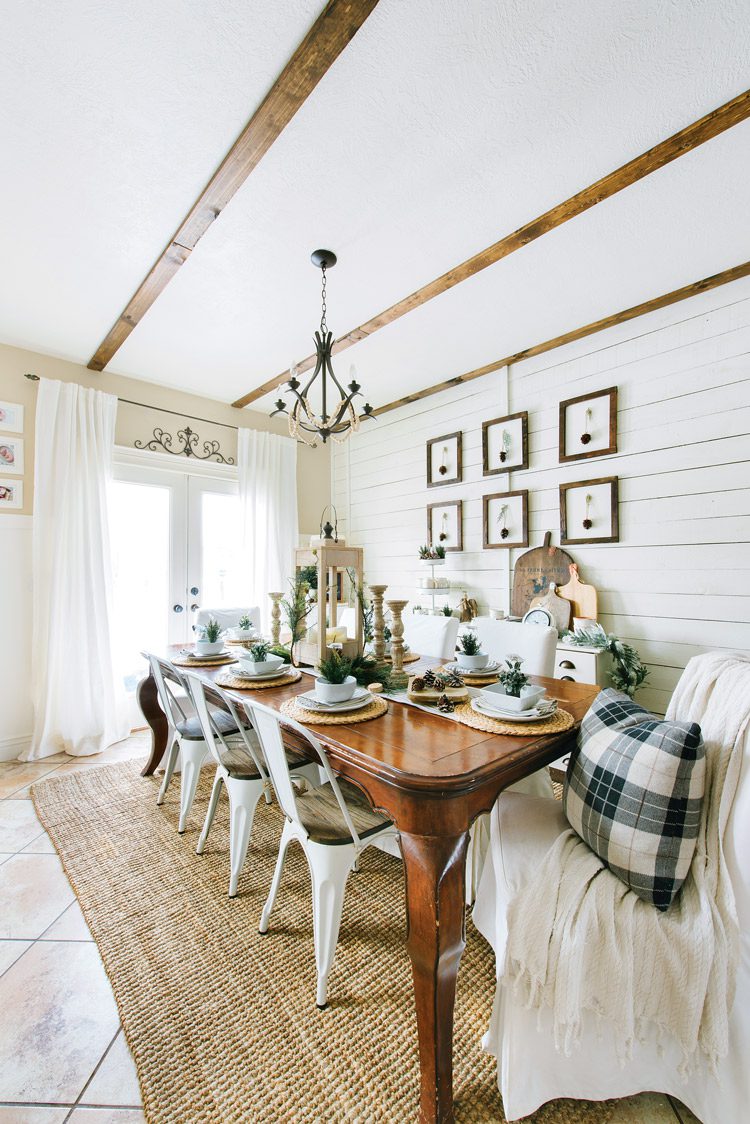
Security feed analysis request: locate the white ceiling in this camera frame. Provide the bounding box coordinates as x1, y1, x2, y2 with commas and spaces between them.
1, 0, 749, 413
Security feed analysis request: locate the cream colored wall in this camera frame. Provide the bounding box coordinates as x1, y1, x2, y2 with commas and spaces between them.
0, 342, 330, 531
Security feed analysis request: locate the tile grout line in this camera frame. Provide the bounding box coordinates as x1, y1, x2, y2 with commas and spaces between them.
62, 1026, 124, 1123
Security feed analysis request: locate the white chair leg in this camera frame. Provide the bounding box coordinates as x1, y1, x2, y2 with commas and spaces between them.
226, 777, 264, 898
292, 762, 324, 794
156, 734, 179, 806
177, 742, 208, 833
196, 769, 224, 855
307, 841, 357, 1009
259, 820, 295, 933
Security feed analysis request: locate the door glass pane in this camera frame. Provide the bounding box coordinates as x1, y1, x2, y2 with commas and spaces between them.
200, 492, 245, 608
110, 481, 171, 694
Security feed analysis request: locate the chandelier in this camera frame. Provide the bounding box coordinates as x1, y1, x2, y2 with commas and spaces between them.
271, 249, 375, 445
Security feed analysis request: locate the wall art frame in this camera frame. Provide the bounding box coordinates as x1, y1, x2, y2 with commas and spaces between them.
426, 431, 462, 487
0, 435, 23, 475
427, 500, 463, 552
0, 401, 24, 434
560, 476, 619, 545
0, 478, 23, 510
482, 411, 528, 475
559, 386, 617, 463
483, 489, 529, 549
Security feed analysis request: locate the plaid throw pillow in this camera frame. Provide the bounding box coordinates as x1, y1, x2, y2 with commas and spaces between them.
564, 688, 705, 911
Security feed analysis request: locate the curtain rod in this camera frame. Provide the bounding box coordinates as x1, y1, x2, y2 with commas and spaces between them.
24, 373, 238, 432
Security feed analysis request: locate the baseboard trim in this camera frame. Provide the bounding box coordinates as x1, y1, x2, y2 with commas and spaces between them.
0, 734, 32, 762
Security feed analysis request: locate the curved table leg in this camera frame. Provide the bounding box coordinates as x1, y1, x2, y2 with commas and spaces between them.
137, 673, 168, 777
400, 829, 469, 1124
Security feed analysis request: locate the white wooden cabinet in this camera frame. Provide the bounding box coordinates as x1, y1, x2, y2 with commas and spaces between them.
553, 641, 611, 687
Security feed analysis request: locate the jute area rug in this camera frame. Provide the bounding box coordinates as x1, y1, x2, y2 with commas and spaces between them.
33, 761, 616, 1124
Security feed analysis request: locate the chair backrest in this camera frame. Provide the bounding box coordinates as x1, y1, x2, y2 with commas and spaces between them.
403, 613, 460, 660
194, 606, 261, 633
183, 673, 265, 777
469, 619, 557, 677
146, 653, 191, 729
244, 700, 365, 848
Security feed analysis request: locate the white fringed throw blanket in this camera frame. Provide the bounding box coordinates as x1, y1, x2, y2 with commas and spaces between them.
503, 652, 748, 1070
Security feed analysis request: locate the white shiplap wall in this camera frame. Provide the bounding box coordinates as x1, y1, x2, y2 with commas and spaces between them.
332, 279, 750, 716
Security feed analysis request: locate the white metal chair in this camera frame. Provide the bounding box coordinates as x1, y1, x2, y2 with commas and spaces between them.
246, 699, 399, 1008
147, 653, 241, 833
468, 618, 557, 677
194, 606, 261, 634
183, 675, 322, 897
402, 612, 460, 660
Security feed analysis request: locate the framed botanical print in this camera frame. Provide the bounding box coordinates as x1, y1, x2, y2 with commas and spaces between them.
0, 401, 23, 434
560, 476, 619, 545
482, 412, 528, 475
426, 432, 462, 487
0, 435, 23, 475
483, 490, 528, 549
559, 386, 617, 462
0, 478, 23, 509
427, 500, 463, 552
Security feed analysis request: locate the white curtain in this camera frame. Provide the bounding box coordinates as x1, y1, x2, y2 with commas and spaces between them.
239, 429, 298, 634
22, 380, 129, 760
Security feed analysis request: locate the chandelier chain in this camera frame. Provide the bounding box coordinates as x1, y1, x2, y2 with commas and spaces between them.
320, 265, 327, 334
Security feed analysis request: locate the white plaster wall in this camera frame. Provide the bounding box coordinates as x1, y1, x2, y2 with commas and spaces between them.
332, 277, 750, 717
0, 516, 33, 759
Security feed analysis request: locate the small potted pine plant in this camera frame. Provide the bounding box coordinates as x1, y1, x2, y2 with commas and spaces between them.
481, 654, 544, 713
456, 631, 488, 671
315, 649, 356, 704
234, 612, 255, 640
195, 617, 224, 656
238, 640, 284, 676
418, 544, 446, 564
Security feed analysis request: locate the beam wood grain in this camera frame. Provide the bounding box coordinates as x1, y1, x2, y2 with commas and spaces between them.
233, 88, 750, 408
88, 0, 381, 372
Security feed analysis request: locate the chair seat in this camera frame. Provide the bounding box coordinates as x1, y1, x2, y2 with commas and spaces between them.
177, 709, 239, 741
296, 778, 392, 845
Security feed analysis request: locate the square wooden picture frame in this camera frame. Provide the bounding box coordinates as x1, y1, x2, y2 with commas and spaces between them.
482, 411, 528, 476
483, 490, 528, 549
0, 435, 23, 475
0, 400, 24, 434
0, 478, 23, 510
559, 386, 617, 463
426, 431, 462, 487
427, 500, 463, 552
560, 476, 619, 545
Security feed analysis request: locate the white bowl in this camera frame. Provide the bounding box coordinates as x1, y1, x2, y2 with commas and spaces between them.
195, 640, 223, 656
239, 653, 284, 675
479, 682, 545, 713
457, 651, 489, 670
233, 627, 257, 640
315, 675, 357, 704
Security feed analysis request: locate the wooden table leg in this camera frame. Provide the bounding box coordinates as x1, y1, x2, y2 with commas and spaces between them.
400, 829, 469, 1124
137, 673, 168, 777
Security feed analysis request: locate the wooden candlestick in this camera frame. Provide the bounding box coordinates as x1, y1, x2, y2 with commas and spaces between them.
269, 592, 283, 647
368, 583, 388, 664
385, 599, 409, 689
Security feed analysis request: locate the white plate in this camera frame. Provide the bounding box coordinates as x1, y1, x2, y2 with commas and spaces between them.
471, 698, 556, 723
185, 649, 230, 660
232, 664, 292, 681
297, 687, 372, 713
444, 660, 500, 675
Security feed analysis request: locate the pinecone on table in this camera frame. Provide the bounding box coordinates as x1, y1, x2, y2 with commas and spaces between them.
423, 669, 439, 688
410, 676, 425, 692
442, 670, 464, 688
437, 694, 455, 713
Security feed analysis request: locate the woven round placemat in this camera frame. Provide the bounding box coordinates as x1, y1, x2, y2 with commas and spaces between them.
437, 665, 500, 686
453, 703, 575, 737
171, 653, 238, 668
224, 637, 258, 646
214, 668, 302, 690
280, 695, 388, 725
384, 650, 420, 665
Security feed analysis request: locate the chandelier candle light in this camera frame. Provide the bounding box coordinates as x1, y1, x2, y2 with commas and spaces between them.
272, 250, 375, 445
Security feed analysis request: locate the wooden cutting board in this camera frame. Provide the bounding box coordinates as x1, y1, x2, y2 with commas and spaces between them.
529, 583, 572, 634
558, 563, 598, 622
511, 532, 575, 618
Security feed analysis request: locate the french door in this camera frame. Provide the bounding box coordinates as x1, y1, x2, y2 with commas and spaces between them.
109, 454, 244, 719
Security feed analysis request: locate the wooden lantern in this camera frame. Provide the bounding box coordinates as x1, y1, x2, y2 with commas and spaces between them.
293, 541, 364, 667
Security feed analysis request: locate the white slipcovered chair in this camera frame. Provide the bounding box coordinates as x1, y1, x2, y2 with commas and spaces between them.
336, 606, 357, 639
468, 618, 557, 678
194, 606, 261, 634
403, 612, 460, 660
472, 653, 750, 1123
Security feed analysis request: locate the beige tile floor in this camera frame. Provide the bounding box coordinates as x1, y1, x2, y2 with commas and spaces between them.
0, 734, 702, 1124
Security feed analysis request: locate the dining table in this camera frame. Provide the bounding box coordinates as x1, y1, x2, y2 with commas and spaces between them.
137, 648, 599, 1123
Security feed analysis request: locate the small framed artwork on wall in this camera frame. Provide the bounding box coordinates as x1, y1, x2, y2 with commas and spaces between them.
426, 432, 462, 487
560, 476, 619, 545
0, 436, 23, 475
559, 386, 617, 463
483, 490, 528, 549
427, 500, 463, 552
482, 412, 528, 475
0, 401, 24, 434
0, 479, 23, 509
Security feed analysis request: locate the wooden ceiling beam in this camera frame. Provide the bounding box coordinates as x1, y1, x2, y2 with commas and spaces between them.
87, 0, 381, 372
373, 260, 750, 415
232, 87, 750, 409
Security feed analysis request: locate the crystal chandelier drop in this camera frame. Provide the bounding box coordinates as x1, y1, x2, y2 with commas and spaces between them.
271, 249, 375, 445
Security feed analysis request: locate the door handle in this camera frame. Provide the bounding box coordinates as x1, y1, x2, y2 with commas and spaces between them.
173, 604, 184, 613
190, 603, 200, 611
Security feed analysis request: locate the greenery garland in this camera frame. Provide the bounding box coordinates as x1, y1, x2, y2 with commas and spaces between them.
562, 623, 649, 697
